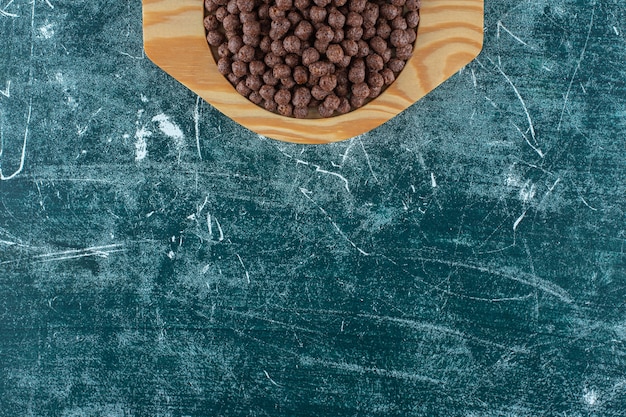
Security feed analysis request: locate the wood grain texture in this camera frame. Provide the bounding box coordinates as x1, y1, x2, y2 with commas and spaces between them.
142, 0, 484, 144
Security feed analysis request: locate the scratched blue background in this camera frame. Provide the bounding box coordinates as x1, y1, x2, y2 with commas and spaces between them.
1, 0, 625, 416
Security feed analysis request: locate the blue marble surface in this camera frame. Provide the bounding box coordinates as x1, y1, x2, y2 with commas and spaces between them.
1, 0, 624, 415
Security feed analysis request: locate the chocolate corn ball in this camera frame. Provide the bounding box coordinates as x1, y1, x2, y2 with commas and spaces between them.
319, 74, 338, 91
226, 0, 239, 15
263, 99, 278, 112
388, 58, 406, 73
391, 16, 408, 31
236, 80, 252, 97
302, 46, 320, 64
259, 85, 276, 101
274, 88, 292, 106
273, 63, 291, 79
249, 60, 266, 76
311, 84, 330, 100
270, 17, 291, 39
308, 61, 333, 77
204, 15, 219, 31
323, 94, 341, 111
328, 10, 346, 29
309, 6, 327, 23
275, 0, 293, 11
294, 20, 314, 40
294, 0, 310, 9
263, 70, 280, 86
346, 11, 363, 27
281, 76, 297, 89
368, 72, 384, 89
277, 103, 294, 116
249, 91, 263, 104
342, 39, 358, 57
349, 0, 367, 13
368, 85, 381, 98
283, 35, 302, 54
380, 4, 400, 20
406, 11, 419, 29
336, 97, 351, 114
292, 87, 312, 107
390, 29, 409, 47
207, 30, 224, 46
381, 68, 395, 85
362, 3, 379, 27
231, 60, 248, 77
293, 106, 309, 118
395, 44, 413, 60
350, 94, 366, 109
293, 66, 309, 84
317, 104, 335, 118
217, 57, 232, 75
406, 0, 421, 11
284, 53, 300, 68
245, 74, 263, 90
239, 11, 256, 23
237, 44, 256, 62
236, 0, 254, 13
366, 53, 384, 71
326, 44, 345, 64
351, 82, 370, 98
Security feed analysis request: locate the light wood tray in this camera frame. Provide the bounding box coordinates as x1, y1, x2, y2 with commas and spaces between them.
142, 0, 483, 144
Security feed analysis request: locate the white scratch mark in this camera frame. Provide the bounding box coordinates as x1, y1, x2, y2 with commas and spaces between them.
235, 253, 250, 284
495, 64, 537, 145
497, 21, 531, 47
43, 0, 53, 9
1, 98, 31, 181
0, 80, 10, 98
263, 370, 280, 386
76, 107, 102, 136
430, 172, 437, 188
414, 256, 573, 303
302, 356, 443, 385
513, 210, 527, 231
314, 165, 350, 192
512, 122, 544, 158
580, 196, 598, 211
194, 96, 202, 160
558, 7, 595, 131
0, 244, 126, 265
358, 136, 378, 183
0, 0, 18, 17
300, 188, 369, 256
470, 68, 477, 88
613, 26, 619, 36
341, 138, 357, 165
214, 216, 224, 241
357, 312, 527, 353
206, 213, 213, 237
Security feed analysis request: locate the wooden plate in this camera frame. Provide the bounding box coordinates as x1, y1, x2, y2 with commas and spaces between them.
142, 0, 483, 144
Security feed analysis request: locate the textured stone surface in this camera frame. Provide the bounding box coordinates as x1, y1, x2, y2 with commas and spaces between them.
1, 1, 624, 416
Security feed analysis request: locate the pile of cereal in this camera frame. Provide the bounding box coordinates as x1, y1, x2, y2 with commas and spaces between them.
204, 0, 420, 118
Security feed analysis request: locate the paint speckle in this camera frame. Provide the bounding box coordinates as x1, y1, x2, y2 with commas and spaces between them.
583, 389, 598, 406
134, 127, 152, 161
39, 23, 55, 39
152, 113, 185, 152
